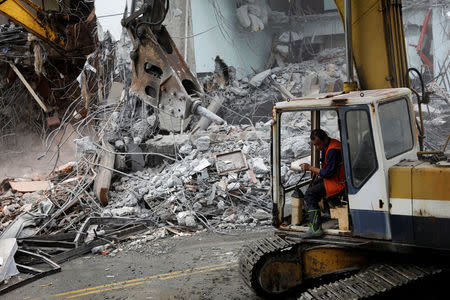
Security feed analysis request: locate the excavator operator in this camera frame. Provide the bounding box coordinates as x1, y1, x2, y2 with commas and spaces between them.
300, 129, 345, 238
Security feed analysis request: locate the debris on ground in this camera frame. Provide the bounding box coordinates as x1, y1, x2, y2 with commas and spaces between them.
0, 0, 449, 296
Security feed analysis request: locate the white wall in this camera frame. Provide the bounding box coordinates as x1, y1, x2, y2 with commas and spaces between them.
191, 0, 273, 78
163, 0, 196, 71
432, 6, 449, 85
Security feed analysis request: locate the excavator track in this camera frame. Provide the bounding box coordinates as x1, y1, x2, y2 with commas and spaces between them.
239, 236, 297, 297
239, 236, 443, 299
299, 263, 441, 299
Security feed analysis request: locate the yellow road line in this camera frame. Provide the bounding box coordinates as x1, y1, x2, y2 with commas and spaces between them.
66, 264, 238, 299
52, 262, 235, 298
66, 281, 146, 299
158, 264, 238, 280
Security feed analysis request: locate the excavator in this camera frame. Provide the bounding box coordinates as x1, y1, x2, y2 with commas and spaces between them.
239, 0, 450, 298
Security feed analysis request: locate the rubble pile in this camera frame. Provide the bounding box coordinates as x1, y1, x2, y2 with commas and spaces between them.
418, 95, 450, 151
0, 47, 347, 248
105, 122, 274, 230
0, 159, 99, 238
0, 115, 317, 250
212, 47, 346, 124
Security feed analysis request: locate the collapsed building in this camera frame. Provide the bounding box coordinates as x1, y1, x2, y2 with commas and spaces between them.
0, 0, 449, 293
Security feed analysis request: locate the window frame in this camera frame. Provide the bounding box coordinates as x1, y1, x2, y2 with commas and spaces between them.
378, 97, 415, 160
278, 108, 340, 190
344, 108, 379, 190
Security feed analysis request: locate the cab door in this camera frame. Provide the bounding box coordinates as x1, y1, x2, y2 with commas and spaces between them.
339, 105, 391, 240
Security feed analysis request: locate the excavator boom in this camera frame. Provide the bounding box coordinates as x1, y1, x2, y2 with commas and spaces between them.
0, 0, 65, 49
123, 0, 224, 132
0, 0, 96, 56
334, 0, 409, 89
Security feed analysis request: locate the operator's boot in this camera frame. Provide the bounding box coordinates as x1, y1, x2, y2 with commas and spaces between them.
302, 209, 323, 239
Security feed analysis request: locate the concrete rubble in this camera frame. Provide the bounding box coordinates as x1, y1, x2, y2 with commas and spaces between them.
0, 0, 449, 294
1, 44, 448, 261
105, 122, 275, 230
208, 47, 347, 125
236, 0, 271, 32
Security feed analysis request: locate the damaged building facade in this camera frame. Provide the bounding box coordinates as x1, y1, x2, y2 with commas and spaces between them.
0, 0, 449, 298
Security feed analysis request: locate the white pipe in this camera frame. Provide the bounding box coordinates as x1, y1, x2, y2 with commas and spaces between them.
184, 0, 190, 61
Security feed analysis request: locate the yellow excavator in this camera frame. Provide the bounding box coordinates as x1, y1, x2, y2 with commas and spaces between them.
239, 0, 450, 298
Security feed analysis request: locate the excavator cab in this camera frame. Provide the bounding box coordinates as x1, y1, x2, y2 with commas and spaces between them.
239, 88, 449, 298
273, 88, 420, 241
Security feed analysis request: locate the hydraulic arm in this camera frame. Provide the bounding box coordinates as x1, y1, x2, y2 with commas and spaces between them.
0, 0, 65, 49
334, 0, 409, 89
122, 0, 224, 132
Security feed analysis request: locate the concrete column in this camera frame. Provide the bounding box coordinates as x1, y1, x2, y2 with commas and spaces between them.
163, 0, 196, 73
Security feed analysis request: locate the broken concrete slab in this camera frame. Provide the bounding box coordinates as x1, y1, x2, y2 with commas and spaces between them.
144, 134, 189, 157
252, 209, 271, 220
249, 69, 271, 87
185, 215, 196, 227
74, 136, 97, 154
0, 238, 19, 283
177, 211, 195, 226
9, 181, 51, 193
193, 136, 210, 151
192, 159, 211, 173
127, 143, 145, 172
250, 157, 269, 174
179, 143, 193, 155
229, 86, 248, 97
227, 182, 240, 191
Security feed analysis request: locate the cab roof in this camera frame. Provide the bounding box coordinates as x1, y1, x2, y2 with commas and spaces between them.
275, 88, 411, 111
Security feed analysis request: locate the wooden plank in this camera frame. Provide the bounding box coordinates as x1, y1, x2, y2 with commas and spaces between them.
330, 206, 349, 231
94, 139, 115, 206
9, 181, 51, 193
9, 63, 48, 112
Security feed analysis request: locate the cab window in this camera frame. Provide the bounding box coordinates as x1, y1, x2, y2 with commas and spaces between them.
379, 98, 414, 159
345, 110, 377, 188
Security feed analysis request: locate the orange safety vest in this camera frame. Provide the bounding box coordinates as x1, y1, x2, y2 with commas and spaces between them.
323, 138, 345, 197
